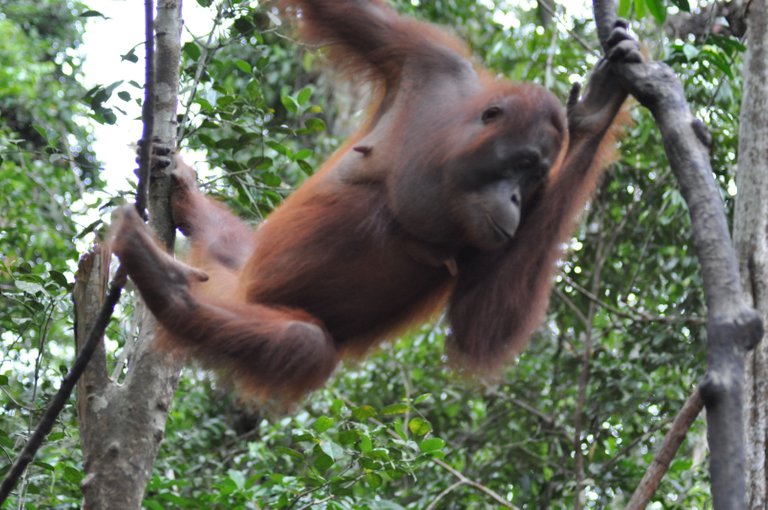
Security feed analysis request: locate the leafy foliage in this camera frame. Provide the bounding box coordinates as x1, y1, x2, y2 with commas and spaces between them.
0, 1, 103, 507
0, 0, 748, 508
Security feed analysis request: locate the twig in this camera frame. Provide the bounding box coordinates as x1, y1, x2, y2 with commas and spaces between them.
177, 1, 227, 143
431, 457, 519, 509
600, 418, 670, 475
537, 0, 595, 53
297, 495, 334, 510
625, 388, 703, 510
136, 0, 156, 220
544, 7, 560, 89
560, 274, 706, 326
426, 480, 466, 510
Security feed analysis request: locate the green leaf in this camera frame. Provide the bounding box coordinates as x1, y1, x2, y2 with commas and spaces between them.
294, 149, 313, 161
319, 439, 344, 460
297, 160, 314, 174
414, 393, 433, 404
313, 416, 335, 433
195, 97, 214, 112
121, 48, 139, 63
183, 42, 202, 60
617, 0, 633, 18
634, 0, 647, 18
49, 270, 69, 289
15, 280, 45, 295
358, 435, 373, 453
352, 405, 377, 421
303, 117, 326, 133
281, 94, 299, 113
275, 445, 304, 460
682, 43, 699, 61
250, 157, 274, 170
228, 469, 246, 490
408, 418, 432, 436
359, 457, 382, 470
644, 0, 666, 23
80, 10, 105, 18
314, 452, 334, 471
338, 430, 359, 445
267, 140, 289, 156
418, 438, 445, 453
32, 125, 48, 142
365, 473, 383, 488
367, 448, 391, 461
48, 432, 65, 441
297, 86, 313, 106
235, 59, 252, 74
261, 171, 281, 187
34, 462, 55, 472
381, 403, 409, 415
62, 465, 83, 484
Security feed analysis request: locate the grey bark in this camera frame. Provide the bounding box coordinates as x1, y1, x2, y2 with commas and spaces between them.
76, 1, 184, 508
591, 1, 763, 508
733, 0, 768, 508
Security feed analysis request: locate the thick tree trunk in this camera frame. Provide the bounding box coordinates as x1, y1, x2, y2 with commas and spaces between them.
76, 2, 184, 508
733, 0, 768, 507
592, 0, 763, 506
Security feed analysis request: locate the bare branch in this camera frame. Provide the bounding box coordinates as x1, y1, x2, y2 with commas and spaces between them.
135, 0, 156, 220
431, 458, 520, 509
591, 0, 763, 506
426, 480, 466, 510
626, 388, 704, 510
560, 274, 706, 326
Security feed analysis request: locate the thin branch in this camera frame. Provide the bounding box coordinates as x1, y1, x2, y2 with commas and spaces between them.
560, 274, 706, 326
426, 480, 466, 510
483, 389, 571, 441
625, 388, 704, 510
544, 8, 560, 89
600, 418, 670, 475
537, 0, 595, 53
431, 458, 519, 509
554, 286, 591, 326
573, 207, 607, 510
136, 0, 156, 220
177, 1, 227, 144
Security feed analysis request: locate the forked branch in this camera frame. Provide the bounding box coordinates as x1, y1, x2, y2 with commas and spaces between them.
590, 0, 762, 508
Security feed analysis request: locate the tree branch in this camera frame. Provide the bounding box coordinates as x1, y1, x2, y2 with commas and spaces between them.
591, 0, 763, 507
625, 388, 703, 509
135, 0, 156, 220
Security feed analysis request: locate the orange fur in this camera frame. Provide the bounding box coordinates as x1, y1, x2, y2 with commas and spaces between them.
112, 0, 632, 402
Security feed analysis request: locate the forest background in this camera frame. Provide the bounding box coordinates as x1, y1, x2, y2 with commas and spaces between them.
0, 0, 761, 508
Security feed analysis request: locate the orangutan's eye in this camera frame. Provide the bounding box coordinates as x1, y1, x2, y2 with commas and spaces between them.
482, 106, 503, 124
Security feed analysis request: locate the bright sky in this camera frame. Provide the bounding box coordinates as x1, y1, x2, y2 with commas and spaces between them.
81, 0, 215, 191
80, 0, 593, 192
